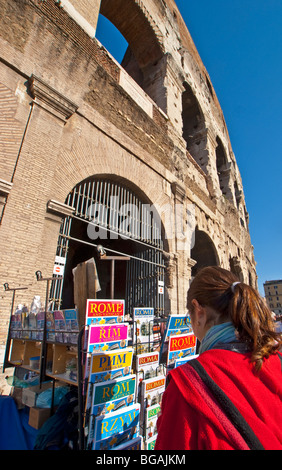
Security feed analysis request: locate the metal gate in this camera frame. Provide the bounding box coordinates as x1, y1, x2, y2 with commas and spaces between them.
50, 177, 165, 316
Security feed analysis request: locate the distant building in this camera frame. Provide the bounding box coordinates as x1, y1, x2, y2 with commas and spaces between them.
264, 280, 282, 317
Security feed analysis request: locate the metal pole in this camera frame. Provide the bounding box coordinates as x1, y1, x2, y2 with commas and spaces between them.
2, 283, 28, 372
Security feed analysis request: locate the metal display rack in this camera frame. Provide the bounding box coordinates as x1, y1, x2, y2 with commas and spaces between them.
76, 317, 169, 450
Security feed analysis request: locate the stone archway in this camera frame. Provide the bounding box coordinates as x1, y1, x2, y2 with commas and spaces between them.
190, 229, 220, 277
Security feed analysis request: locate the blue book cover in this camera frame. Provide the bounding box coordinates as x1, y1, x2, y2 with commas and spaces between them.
92, 403, 140, 450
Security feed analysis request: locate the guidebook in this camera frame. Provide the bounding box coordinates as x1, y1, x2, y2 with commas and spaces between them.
174, 354, 199, 368
134, 351, 160, 400
133, 307, 154, 354
87, 374, 136, 448
86, 323, 129, 353
92, 403, 140, 450
85, 299, 125, 326
164, 314, 193, 341
167, 332, 197, 366
140, 375, 165, 421
85, 347, 134, 414
144, 403, 161, 440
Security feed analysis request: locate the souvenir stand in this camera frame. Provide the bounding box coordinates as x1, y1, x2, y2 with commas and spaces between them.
3, 272, 197, 450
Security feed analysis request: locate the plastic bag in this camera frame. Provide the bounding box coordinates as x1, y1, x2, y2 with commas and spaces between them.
36, 386, 69, 408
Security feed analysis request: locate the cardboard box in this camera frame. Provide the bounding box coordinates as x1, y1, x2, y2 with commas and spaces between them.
28, 407, 51, 429
22, 381, 53, 407
11, 386, 25, 409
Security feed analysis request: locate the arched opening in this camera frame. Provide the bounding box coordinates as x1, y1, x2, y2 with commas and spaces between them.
96, 0, 165, 110
182, 82, 207, 169
216, 137, 231, 196
190, 229, 220, 277
229, 256, 244, 282
50, 176, 166, 318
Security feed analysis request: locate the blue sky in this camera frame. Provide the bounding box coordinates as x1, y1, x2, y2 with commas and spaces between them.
96, 1, 282, 295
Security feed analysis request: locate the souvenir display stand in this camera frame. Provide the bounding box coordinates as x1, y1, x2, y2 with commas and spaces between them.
3, 279, 197, 450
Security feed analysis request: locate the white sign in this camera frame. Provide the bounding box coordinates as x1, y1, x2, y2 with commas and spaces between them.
53, 264, 64, 276
55, 255, 66, 265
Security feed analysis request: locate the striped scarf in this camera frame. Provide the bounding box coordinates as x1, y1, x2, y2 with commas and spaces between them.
199, 322, 237, 354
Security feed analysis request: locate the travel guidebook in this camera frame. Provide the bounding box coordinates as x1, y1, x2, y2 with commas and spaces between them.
92, 403, 140, 450
167, 332, 197, 366
140, 375, 166, 422
174, 354, 199, 368
144, 403, 161, 440
164, 314, 193, 341
87, 374, 136, 449
86, 323, 129, 353
133, 307, 154, 354
83, 300, 126, 385
85, 299, 125, 326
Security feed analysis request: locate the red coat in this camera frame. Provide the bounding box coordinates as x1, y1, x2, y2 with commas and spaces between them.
155, 350, 282, 450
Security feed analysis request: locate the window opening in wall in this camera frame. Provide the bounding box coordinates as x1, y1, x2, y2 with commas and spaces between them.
96, 14, 128, 65
182, 82, 207, 170
234, 181, 242, 209
216, 137, 230, 195
96, 0, 166, 112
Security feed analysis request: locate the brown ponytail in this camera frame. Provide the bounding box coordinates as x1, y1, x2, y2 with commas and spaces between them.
187, 266, 282, 371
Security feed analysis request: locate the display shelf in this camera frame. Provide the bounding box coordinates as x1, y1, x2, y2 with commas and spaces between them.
7, 337, 78, 386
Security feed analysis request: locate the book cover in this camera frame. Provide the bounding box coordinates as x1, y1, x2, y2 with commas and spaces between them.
92, 403, 140, 450
53, 310, 66, 342
167, 333, 197, 366
64, 309, 79, 344
145, 435, 157, 450
140, 375, 165, 421
135, 351, 160, 379
46, 311, 55, 341
164, 314, 193, 341
145, 403, 161, 440
133, 307, 154, 354
64, 309, 79, 331
36, 311, 45, 340
89, 347, 134, 384
87, 323, 129, 353
87, 374, 136, 448
86, 299, 125, 326
174, 354, 199, 368
114, 436, 142, 450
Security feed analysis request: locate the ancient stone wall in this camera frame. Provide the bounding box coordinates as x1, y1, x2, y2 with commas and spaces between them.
0, 0, 256, 360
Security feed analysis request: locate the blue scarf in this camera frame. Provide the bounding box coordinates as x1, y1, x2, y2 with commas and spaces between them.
199, 322, 237, 354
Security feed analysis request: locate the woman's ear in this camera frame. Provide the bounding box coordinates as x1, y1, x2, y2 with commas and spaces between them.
191, 299, 207, 326
191, 299, 202, 316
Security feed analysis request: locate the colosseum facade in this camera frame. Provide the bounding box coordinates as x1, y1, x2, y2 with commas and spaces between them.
0, 0, 256, 362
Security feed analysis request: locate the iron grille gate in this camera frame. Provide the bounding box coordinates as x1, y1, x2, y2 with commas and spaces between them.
50, 178, 165, 316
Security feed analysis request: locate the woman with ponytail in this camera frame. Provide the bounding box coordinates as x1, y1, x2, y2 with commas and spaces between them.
155, 267, 282, 450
